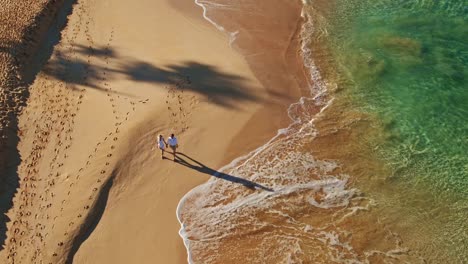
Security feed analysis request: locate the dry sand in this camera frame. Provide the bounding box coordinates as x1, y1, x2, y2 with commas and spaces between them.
0, 0, 67, 184
0, 0, 306, 263
0, 0, 72, 257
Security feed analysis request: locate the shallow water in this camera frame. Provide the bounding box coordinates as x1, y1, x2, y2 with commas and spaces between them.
178, 0, 468, 263
322, 0, 468, 261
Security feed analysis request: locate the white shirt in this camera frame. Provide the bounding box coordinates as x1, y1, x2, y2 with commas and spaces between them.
167, 137, 178, 147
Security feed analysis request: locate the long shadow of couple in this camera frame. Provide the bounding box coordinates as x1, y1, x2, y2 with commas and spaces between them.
174, 152, 273, 192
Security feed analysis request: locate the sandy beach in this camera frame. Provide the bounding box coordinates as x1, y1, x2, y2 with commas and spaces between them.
0, 0, 306, 263
4, 0, 465, 263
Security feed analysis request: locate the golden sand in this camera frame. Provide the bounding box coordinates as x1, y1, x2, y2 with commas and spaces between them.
0, 0, 306, 263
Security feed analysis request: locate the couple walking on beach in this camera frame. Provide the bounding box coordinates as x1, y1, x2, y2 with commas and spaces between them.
157, 133, 178, 161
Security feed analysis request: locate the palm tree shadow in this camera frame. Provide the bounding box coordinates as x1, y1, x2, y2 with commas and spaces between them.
174, 152, 273, 192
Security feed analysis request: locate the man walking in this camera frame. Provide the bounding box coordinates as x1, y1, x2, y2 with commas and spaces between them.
167, 133, 178, 161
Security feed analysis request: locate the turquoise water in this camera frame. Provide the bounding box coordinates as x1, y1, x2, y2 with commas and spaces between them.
324, 0, 468, 261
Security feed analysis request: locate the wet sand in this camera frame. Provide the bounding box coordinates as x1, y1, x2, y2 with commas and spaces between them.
197, 0, 310, 164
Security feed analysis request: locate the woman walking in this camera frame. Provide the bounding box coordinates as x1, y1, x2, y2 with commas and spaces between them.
157, 134, 167, 159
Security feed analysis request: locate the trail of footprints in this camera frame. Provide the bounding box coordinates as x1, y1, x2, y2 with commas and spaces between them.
6, 1, 91, 259
7, 71, 80, 264
165, 76, 199, 134
3, 0, 146, 262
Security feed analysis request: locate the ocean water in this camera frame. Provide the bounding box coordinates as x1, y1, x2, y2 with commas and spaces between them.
321, 0, 468, 261
178, 0, 468, 263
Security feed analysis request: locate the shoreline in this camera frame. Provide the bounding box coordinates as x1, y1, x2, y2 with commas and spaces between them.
176, 0, 310, 262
